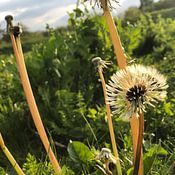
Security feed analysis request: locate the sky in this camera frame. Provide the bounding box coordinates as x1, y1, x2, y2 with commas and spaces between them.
0, 0, 140, 31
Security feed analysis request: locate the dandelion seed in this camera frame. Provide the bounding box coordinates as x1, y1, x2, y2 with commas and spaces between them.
106, 64, 168, 120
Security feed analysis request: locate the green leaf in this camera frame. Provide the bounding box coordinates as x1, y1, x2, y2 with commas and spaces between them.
164, 102, 173, 116
74, 8, 83, 18
59, 165, 75, 175
0, 167, 6, 175
143, 145, 168, 174
67, 141, 94, 165
87, 108, 97, 119
127, 167, 133, 175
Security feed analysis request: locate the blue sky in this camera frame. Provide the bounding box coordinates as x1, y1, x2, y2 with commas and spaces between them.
0, 0, 140, 31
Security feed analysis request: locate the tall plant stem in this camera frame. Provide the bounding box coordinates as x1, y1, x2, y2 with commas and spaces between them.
9, 33, 61, 174
130, 116, 143, 175
98, 68, 122, 175
99, 1, 144, 173
0, 133, 25, 175
100, 0, 126, 69
133, 112, 144, 175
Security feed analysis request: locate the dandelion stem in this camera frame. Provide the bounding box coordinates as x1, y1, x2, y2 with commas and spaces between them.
99, 1, 143, 173
100, 0, 126, 69
0, 133, 25, 175
133, 112, 144, 175
130, 116, 144, 175
9, 31, 61, 174
98, 68, 122, 175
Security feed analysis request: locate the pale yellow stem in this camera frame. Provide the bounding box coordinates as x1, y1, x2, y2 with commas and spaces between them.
0, 133, 25, 175
98, 69, 122, 175
100, 1, 126, 69
132, 112, 144, 175
100, 1, 143, 174
130, 116, 143, 175
9, 33, 61, 174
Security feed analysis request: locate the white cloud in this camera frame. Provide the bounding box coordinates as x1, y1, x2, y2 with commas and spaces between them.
0, 0, 11, 4
0, 0, 77, 31
19, 4, 76, 31
0, 0, 140, 31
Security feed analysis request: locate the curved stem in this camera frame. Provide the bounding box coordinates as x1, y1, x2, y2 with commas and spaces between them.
10, 33, 61, 174
98, 69, 122, 175
0, 133, 25, 175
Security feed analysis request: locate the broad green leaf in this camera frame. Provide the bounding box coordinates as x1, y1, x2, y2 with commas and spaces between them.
67, 141, 94, 165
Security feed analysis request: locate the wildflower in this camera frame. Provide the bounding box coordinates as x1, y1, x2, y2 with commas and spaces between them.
106, 64, 168, 119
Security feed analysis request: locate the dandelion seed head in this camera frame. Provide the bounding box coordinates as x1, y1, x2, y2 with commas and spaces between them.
84, 0, 119, 10
106, 64, 168, 120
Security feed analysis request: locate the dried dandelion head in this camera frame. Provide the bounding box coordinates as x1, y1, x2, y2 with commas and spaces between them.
92, 57, 111, 71
96, 148, 116, 164
106, 64, 168, 120
95, 148, 117, 175
84, 0, 119, 10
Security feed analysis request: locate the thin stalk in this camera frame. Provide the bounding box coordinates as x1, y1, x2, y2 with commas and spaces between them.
100, 0, 126, 69
98, 68, 122, 175
9, 33, 61, 174
133, 112, 144, 175
99, 1, 143, 173
130, 116, 143, 175
0, 133, 25, 175
82, 114, 98, 142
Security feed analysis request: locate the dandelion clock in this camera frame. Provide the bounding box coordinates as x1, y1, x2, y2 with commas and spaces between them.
106, 64, 168, 120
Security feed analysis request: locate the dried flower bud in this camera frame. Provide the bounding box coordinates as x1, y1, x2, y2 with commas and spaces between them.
92, 57, 111, 71
84, 0, 119, 10
13, 25, 23, 37
96, 148, 117, 164
5, 15, 13, 32
96, 148, 117, 175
